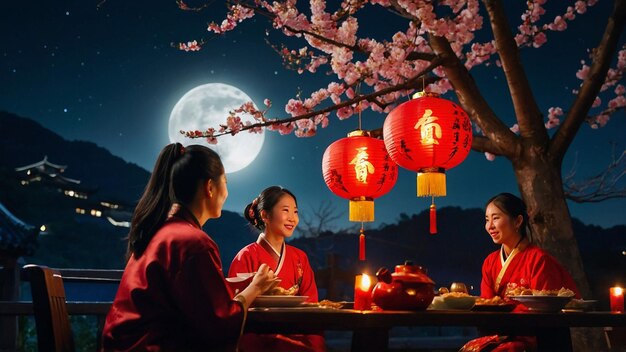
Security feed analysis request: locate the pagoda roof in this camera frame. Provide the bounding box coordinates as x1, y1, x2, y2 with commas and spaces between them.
48, 173, 81, 185
0, 202, 38, 257
15, 155, 67, 173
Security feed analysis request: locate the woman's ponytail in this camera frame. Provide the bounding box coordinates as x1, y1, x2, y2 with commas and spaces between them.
127, 143, 184, 259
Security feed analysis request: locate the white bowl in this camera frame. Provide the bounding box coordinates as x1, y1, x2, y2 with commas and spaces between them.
442, 295, 477, 310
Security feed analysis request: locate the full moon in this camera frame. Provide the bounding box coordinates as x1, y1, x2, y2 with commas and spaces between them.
168, 83, 265, 173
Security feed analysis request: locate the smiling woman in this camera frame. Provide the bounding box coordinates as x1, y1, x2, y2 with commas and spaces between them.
168, 83, 265, 173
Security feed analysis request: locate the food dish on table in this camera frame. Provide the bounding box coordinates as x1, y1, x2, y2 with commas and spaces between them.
430, 292, 477, 310
472, 296, 516, 312
508, 295, 572, 312
563, 299, 597, 312
252, 295, 308, 307
267, 284, 299, 296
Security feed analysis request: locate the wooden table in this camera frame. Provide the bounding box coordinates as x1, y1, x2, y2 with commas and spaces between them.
3, 302, 625, 351
246, 308, 626, 352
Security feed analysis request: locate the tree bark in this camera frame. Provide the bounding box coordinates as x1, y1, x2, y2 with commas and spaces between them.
511, 148, 588, 296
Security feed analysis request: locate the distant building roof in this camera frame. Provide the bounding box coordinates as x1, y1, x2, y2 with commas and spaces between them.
15, 155, 67, 173
0, 202, 38, 257
15, 156, 94, 193
43, 172, 81, 185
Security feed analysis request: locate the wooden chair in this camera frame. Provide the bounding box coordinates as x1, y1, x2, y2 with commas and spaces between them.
605, 326, 626, 351
23, 264, 74, 352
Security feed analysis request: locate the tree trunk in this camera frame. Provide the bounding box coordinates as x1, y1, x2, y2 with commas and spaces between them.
512, 151, 588, 296
511, 149, 606, 351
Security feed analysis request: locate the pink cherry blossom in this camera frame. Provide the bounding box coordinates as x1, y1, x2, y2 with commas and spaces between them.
592, 97, 602, 108
336, 106, 354, 120
179, 0, 619, 142
576, 64, 590, 80
178, 40, 201, 52
608, 95, 626, 109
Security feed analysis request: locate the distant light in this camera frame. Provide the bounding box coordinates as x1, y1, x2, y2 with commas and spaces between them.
65, 11, 70, 15
40, 225, 47, 232
63, 108, 68, 113
622, 251, 626, 256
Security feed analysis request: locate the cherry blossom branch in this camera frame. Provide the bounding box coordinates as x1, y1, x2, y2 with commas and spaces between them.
429, 34, 520, 158
484, 0, 547, 145
551, 0, 626, 162
182, 57, 444, 139
176, 0, 211, 12
178, 0, 623, 157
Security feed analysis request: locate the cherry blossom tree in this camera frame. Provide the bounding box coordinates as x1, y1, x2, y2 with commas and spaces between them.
180, 0, 625, 326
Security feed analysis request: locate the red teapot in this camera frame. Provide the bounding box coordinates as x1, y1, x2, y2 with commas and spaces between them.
371, 261, 435, 310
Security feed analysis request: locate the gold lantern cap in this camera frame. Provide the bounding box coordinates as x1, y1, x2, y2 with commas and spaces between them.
412, 91, 440, 99
347, 129, 370, 137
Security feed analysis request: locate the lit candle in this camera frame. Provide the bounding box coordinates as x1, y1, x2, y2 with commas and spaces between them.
610, 286, 624, 313
354, 274, 372, 311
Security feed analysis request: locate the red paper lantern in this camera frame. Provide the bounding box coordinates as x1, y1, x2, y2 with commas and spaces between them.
383, 94, 472, 233
322, 130, 398, 223
322, 130, 398, 260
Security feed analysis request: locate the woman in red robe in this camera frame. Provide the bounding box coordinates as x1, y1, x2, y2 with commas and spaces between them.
480, 192, 580, 300
461, 192, 580, 352
229, 186, 325, 352
102, 143, 278, 351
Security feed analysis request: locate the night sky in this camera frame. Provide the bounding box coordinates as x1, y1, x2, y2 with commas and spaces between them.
1, 1, 624, 232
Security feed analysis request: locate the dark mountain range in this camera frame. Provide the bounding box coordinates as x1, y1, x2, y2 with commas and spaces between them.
1, 111, 624, 307
0, 111, 149, 204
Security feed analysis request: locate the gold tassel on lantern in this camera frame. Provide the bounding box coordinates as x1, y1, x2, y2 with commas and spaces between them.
417, 167, 446, 197
349, 196, 374, 222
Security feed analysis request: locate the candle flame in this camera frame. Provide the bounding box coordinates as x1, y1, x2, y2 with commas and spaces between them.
360, 274, 371, 290
614, 287, 623, 295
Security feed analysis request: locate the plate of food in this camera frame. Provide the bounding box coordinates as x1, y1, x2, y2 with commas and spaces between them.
430, 293, 477, 310
472, 296, 517, 312
252, 295, 308, 307
508, 295, 572, 312
562, 299, 597, 312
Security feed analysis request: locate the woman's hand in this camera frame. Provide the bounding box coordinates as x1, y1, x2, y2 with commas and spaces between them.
251, 263, 280, 294
236, 263, 280, 309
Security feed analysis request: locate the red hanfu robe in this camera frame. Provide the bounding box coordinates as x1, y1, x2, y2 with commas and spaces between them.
461, 244, 581, 351
480, 244, 581, 299
229, 234, 325, 352
102, 215, 244, 352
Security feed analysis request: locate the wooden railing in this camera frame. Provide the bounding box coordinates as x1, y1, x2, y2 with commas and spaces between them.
0, 267, 122, 351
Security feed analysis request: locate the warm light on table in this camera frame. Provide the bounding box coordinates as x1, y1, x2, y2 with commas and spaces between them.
610, 286, 624, 313
354, 274, 373, 310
